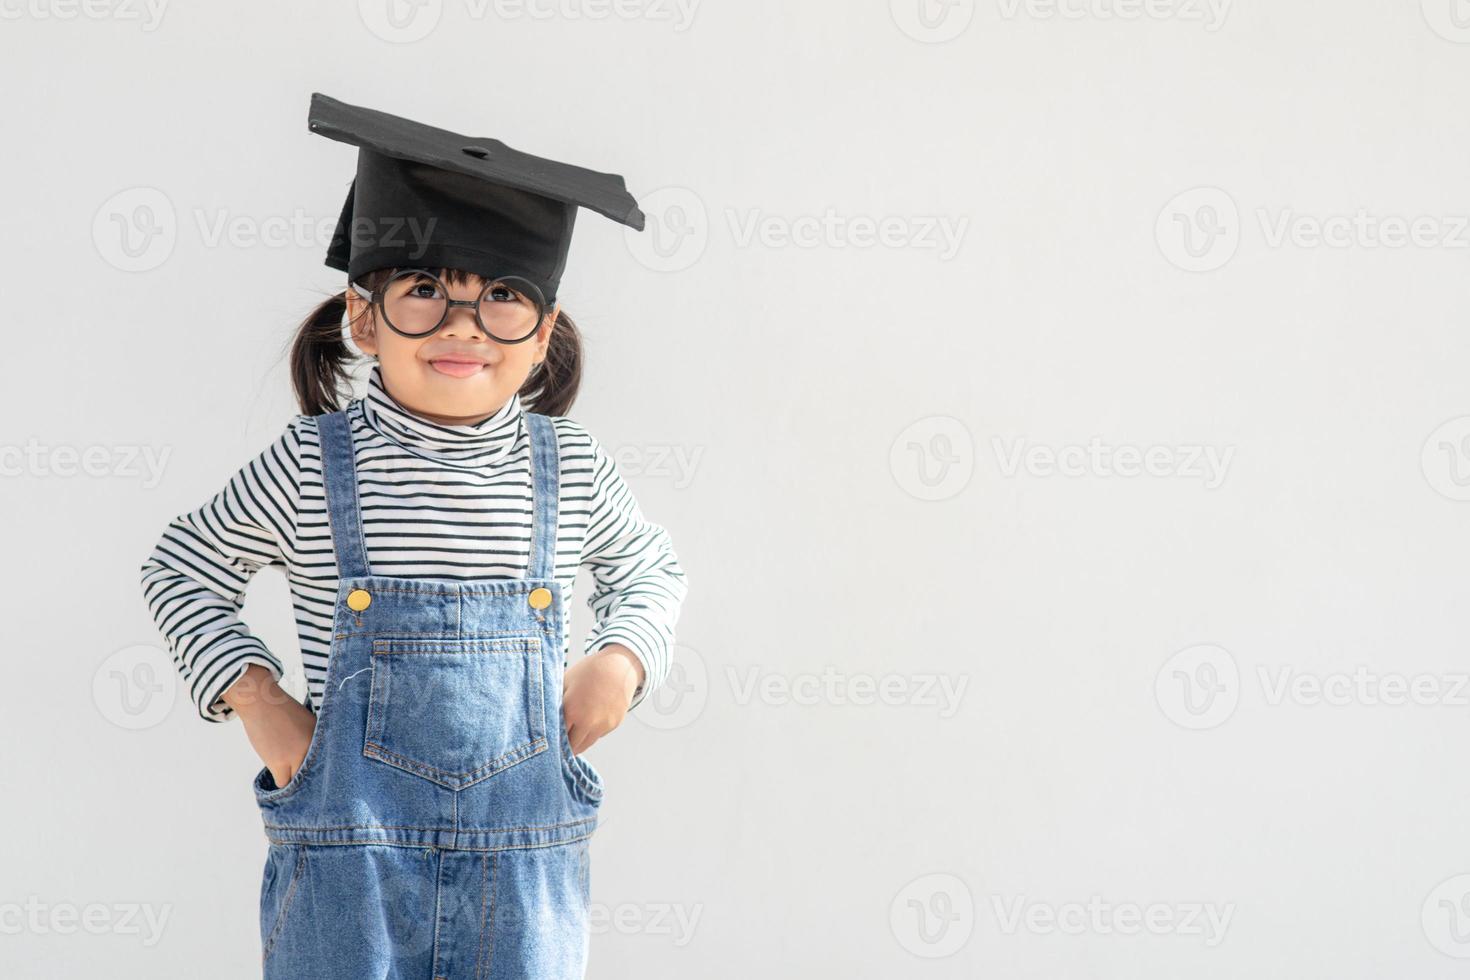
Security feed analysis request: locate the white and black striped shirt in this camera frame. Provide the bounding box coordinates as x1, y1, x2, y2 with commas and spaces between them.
139, 362, 688, 723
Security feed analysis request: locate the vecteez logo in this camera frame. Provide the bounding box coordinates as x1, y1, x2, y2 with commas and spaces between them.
1156, 644, 1470, 730
1158, 186, 1470, 272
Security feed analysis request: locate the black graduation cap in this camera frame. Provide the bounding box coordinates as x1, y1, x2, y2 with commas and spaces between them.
309, 92, 645, 305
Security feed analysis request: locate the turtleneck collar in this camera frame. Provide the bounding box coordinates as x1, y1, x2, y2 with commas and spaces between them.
358, 361, 524, 468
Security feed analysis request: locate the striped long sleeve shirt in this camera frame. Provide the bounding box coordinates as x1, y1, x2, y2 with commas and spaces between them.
138, 362, 688, 723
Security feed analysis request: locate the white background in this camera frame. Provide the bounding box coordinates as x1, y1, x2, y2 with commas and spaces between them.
4, 1, 1470, 977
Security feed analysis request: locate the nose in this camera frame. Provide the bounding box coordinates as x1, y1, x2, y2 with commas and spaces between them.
437, 300, 487, 339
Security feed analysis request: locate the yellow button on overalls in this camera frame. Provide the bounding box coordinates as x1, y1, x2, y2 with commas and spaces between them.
346, 588, 372, 611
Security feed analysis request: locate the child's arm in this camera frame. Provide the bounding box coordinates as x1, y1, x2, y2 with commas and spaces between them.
137, 418, 305, 723
574, 426, 690, 712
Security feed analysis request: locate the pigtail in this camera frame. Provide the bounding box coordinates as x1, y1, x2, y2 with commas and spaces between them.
288, 290, 357, 416
520, 309, 583, 418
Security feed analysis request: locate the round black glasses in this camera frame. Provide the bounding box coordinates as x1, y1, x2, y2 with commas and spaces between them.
349, 269, 549, 344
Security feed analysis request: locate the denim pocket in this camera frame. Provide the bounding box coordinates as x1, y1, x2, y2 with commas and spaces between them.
254, 710, 321, 804
364, 636, 547, 790
559, 712, 605, 808
260, 844, 307, 966
578, 837, 591, 908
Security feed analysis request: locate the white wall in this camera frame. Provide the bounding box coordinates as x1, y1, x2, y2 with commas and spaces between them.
4, 1, 1470, 977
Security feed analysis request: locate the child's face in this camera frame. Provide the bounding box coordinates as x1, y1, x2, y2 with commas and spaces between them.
345, 270, 557, 426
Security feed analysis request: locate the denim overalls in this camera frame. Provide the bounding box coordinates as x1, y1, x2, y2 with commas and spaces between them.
251, 407, 604, 980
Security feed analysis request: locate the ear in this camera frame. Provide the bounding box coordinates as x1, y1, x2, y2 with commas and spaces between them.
538, 303, 559, 358
345, 283, 377, 356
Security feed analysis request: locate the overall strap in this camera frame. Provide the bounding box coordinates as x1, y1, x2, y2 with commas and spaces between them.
316, 409, 372, 580
524, 412, 561, 582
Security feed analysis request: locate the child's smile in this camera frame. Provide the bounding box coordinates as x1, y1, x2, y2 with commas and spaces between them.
425, 352, 493, 379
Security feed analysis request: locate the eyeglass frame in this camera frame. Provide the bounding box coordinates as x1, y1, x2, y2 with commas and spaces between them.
347, 268, 550, 344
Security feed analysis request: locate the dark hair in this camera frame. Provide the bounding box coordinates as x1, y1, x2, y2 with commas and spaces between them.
285, 266, 583, 418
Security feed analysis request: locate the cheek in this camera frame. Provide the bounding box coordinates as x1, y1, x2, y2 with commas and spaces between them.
501, 349, 536, 370
374, 333, 428, 364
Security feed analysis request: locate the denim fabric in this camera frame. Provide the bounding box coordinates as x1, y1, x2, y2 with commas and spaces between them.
252, 409, 602, 979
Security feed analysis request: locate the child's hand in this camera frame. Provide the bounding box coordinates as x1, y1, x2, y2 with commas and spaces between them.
223, 663, 318, 788
562, 644, 645, 755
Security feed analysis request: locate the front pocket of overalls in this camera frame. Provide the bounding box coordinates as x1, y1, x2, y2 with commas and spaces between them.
260, 843, 307, 966
559, 715, 605, 808
364, 636, 547, 790
254, 705, 323, 804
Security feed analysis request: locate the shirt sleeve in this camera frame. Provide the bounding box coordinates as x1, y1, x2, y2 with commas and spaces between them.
578, 428, 690, 712
137, 417, 306, 723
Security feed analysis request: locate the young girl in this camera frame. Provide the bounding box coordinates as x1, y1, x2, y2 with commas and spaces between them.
138, 93, 688, 979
